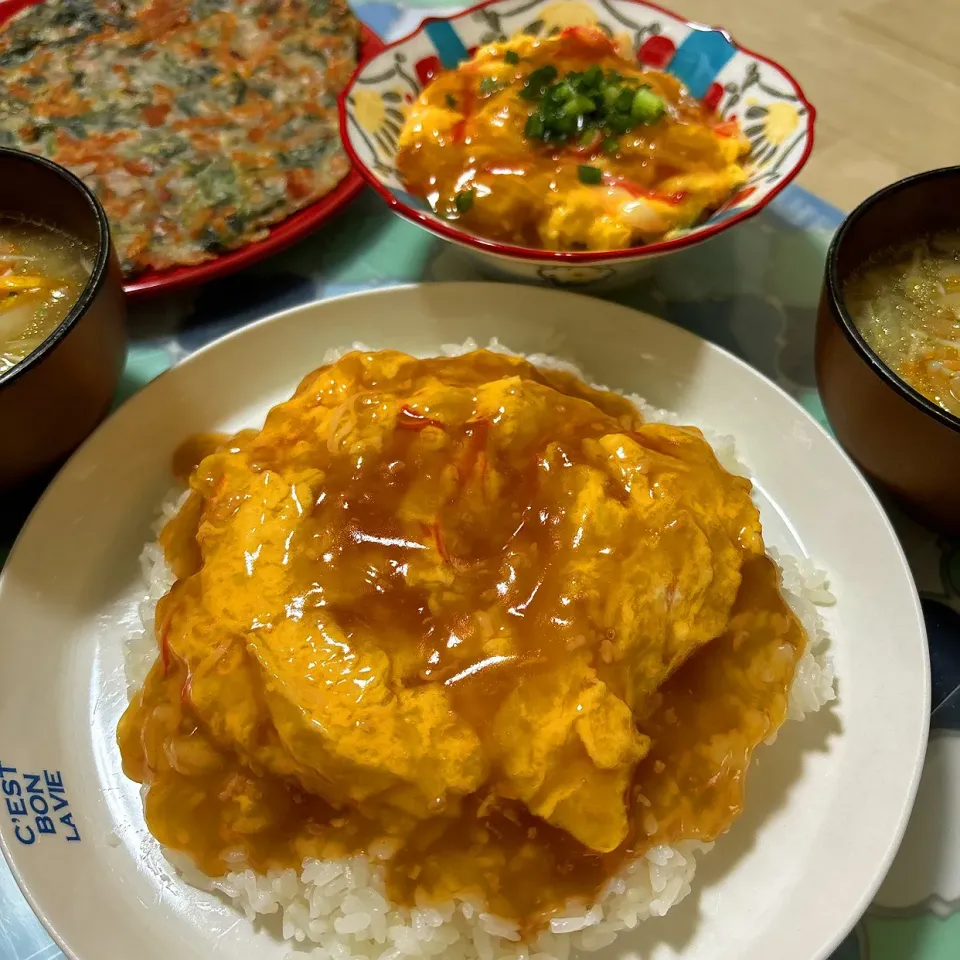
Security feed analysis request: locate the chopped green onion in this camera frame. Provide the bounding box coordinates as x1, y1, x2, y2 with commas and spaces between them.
602, 84, 622, 106
578, 165, 602, 185
519, 64, 558, 100
630, 85, 665, 123
606, 113, 633, 134
524, 113, 545, 138
479, 77, 503, 96
581, 64, 603, 90
445, 93, 457, 109
562, 94, 595, 117
520, 66, 670, 144
504, 50, 520, 65
455, 189, 475, 213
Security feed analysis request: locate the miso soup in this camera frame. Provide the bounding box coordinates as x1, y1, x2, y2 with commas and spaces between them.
844, 231, 960, 419
0, 217, 94, 376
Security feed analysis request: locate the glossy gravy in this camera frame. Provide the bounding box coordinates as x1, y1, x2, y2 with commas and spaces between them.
118, 350, 805, 930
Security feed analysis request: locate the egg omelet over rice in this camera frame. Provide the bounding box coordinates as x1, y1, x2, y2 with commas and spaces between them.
118, 340, 836, 960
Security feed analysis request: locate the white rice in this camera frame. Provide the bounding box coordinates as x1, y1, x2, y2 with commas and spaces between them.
124, 340, 837, 960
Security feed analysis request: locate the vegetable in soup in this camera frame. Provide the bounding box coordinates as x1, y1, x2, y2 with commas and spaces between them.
845, 231, 960, 418
0, 218, 93, 375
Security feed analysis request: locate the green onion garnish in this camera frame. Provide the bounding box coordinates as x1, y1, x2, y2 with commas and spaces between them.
602, 85, 622, 106
479, 77, 504, 97
562, 94, 595, 117
519, 64, 558, 100
504, 50, 520, 65
524, 114, 545, 139
520, 67, 666, 144
445, 93, 457, 109
631, 85, 665, 123
581, 64, 603, 91
578, 165, 602, 185
455, 189, 475, 213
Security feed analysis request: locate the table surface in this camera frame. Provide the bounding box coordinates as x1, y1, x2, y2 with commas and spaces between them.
627, 0, 960, 213
3, 3, 960, 960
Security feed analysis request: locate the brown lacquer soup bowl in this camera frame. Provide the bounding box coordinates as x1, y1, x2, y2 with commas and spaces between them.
816, 166, 960, 532
0, 148, 126, 488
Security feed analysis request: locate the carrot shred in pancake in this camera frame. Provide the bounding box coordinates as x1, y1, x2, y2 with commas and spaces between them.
0, 0, 360, 276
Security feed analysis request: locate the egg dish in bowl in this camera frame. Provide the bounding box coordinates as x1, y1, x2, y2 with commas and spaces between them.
396, 28, 751, 252
339, 0, 814, 285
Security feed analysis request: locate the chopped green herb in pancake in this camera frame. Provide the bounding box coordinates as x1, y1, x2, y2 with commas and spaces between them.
0, 0, 359, 275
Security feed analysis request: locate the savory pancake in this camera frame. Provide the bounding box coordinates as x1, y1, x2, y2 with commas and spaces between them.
0, 0, 359, 275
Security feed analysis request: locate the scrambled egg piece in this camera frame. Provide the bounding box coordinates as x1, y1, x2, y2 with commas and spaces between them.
118, 349, 775, 883
396, 28, 751, 250
492, 657, 647, 853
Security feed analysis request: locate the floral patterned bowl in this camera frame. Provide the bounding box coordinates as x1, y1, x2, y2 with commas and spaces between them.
338, 0, 815, 287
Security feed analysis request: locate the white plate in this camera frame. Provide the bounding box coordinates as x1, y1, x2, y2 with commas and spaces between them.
0, 283, 929, 960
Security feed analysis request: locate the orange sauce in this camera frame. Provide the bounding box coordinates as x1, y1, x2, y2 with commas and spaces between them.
117, 349, 805, 931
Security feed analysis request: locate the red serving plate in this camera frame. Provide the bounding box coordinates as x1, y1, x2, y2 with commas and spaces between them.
0, 0, 382, 299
